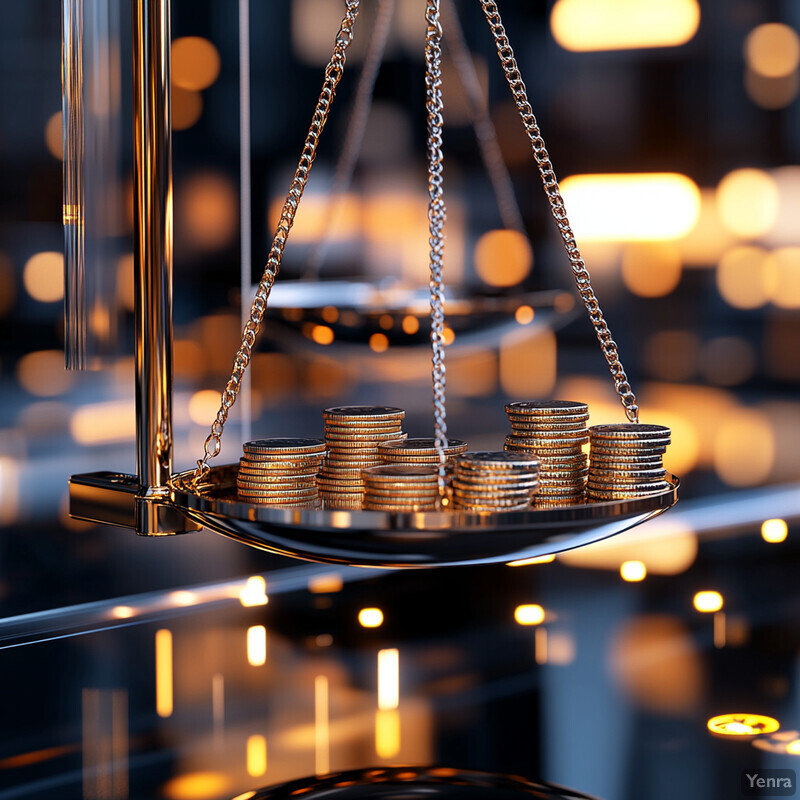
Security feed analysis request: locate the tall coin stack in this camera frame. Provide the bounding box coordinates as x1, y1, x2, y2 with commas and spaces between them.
587, 423, 671, 500
362, 465, 441, 511
504, 401, 589, 507
237, 438, 326, 506
451, 452, 540, 511
318, 405, 406, 509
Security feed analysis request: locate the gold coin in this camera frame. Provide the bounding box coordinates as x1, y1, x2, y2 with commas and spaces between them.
587, 485, 669, 499
590, 453, 664, 465
323, 405, 405, 420
589, 423, 671, 440
243, 438, 326, 454
452, 500, 532, 512
378, 437, 467, 453
240, 455, 324, 467
455, 451, 540, 470
505, 400, 588, 415
363, 464, 440, 480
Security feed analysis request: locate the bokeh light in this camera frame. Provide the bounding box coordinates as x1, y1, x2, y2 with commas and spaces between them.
369, 333, 389, 353
359, 608, 384, 628
310, 325, 334, 345
515, 305, 535, 325
172, 87, 203, 130
716, 246, 773, 309
744, 24, 800, 79
693, 590, 723, 613
473, 229, 533, 287
514, 604, 545, 625
16, 351, 74, 397
716, 169, 779, 239
745, 69, 799, 110
761, 519, 788, 544
171, 37, 221, 91
714, 408, 774, 486
766, 247, 800, 308
551, 0, 700, 52
620, 560, 647, 582
180, 172, 238, 250
621, 242, 682, 297
699, 337, 757, 386
707, 713, 779, 737
23, 252, 64, 303
402, 315, 419, 335
188, 390, 220, 426
44, 111, 62, 159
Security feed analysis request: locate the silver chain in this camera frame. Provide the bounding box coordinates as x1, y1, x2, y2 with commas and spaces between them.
195, 0, 361, 481
426, 0, 449, 490
478, 0, 640, 423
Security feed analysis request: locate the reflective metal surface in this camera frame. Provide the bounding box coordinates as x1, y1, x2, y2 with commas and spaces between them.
132, 0, 177, 522
170, 465, 679, 567
243, 766, 600, 800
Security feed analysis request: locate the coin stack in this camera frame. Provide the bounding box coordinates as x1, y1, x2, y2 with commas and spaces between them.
362, 465, 441, 511
587, 423, 671, 500
504, 401, 589, 507
237, 438, 326, 506
318, 405, 406, 509
377, 437, 468, 465
451, 452, 540, 511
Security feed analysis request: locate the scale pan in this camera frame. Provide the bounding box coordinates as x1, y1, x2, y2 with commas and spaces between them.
170, 465, 679, 569
238, 766, 600, 800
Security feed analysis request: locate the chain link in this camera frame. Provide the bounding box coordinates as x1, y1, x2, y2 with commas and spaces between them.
194, 0, 361, 481
478, 0, 640, 423
426, 0, 449, 491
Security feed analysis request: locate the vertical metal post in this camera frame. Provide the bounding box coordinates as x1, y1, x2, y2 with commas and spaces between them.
132, 0, 184, 533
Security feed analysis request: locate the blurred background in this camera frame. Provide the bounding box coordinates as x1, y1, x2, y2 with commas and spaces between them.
1, 0, 799, 798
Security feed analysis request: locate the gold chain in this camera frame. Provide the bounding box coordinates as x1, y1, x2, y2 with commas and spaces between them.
478, 0, 640, 423
194, 0, 361, 481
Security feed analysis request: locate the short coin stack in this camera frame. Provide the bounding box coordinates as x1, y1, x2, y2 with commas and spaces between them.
318, 405, 406, 509
362, 465, 441, 511
451, 451, 540, 512
237, 438, 326, 506
587, 423, 671, 500
504, 401, 589, 507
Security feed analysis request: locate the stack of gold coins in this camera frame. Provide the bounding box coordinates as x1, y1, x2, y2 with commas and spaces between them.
362, 465, 441, 511
451, 452, 540, 511
587, 424, 671, 500
504, 401, 589, 506
318, 405, 406, 509
237, 438, 326, 506
377, 437, 468, 464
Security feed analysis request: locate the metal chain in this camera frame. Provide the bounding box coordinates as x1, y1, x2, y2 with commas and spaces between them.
426, 0, 449, 490
194, 0, 361, 481
305, 0, 395, 279
477, 0, 640, 423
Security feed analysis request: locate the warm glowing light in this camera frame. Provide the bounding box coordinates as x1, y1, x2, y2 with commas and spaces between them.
707, 713, 780, 737
111, 606, 135, 619
240, 575, 269, 607
717, 169, 779, 239
551, 0, 700, 52
474, 229, 533, 287
45, 111, 62, 159
369, 333, 389, 353
16, 350, 74, 397
162, 772, 232, 800
514, 305, 535, 325
321, 305, 339, 323
0, 458, 20, 526
172, 87, 203, 130
359, 608, 384, 628
620, 560, 647, 582
402, 315, 420, 335
232, 793, 257, 800
247, 734, 267, 777
314, 675, 330, 776
762, 519, 788, 544
23, 251, 64, 302
507, 553, 555, 567
169, 590, 197, 607
694, 591, 723, 613
247, 625, 267, 666
621, 242, 682, 297
182, 172, 238, 250
155, 629, 173, 718
378, 648, 399, 711
379, 314, 394, 330
171, 37, 221, 90
716, 246, 773, 310
500, 329, 556, 397
714, 408, 774, 486
744, 24, 800, 79
442, 327, 455, 346
767, 248, 800, 309
787, 740, 800, 755
311, 324, 335, 345
560, 174, 700, 241
514, 604, 545, 626
308, 573, 343, 594
700, 337, 757, 386
70, 401, 135, 445
188, 390, 220, 426
375, 709, 401, 759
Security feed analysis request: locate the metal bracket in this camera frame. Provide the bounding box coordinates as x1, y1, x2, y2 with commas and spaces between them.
69, 472, 201, 535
